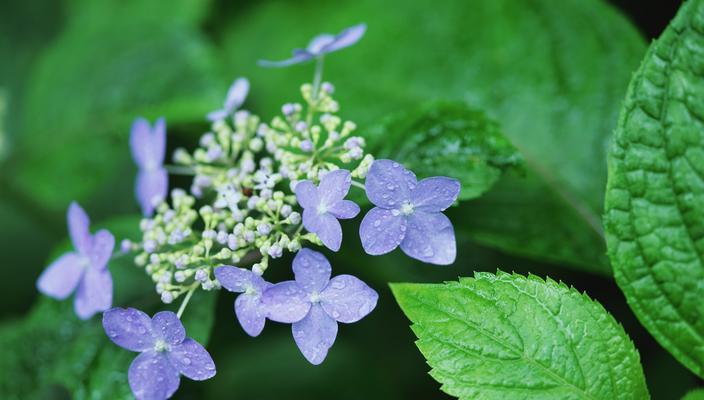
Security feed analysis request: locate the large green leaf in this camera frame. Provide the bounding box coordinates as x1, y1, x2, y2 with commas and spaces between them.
9, 0, 223, 211
391, 272, 649, 400
604, 0, 704, 378
221, 0, 645, 272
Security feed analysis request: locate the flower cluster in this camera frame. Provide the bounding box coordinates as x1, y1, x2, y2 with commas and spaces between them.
35, 23, 461, 400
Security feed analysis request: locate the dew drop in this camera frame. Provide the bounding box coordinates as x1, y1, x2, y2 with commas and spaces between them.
182, 357, 192, 365
373, 220, 381, 227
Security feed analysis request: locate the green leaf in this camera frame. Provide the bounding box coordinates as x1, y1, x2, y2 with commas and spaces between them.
372, 101, 523, 201
9, 0, 223, 211
391, 272, 649, 400
604, 0, 704, 378
684, 389, 704, 400
221, 0, 645, 272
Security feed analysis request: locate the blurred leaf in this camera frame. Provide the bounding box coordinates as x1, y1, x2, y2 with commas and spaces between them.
391, 272, 649, 400
604, 0, 704, 378
11, 0, 223, 211
372, 101, 523, 201
221, 0, 645, 272
181, 290, 218, 345
684, 389, 704, 400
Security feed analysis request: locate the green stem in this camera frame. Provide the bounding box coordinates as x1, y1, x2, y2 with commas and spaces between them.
351, 180, 366, 190
165, 165, 196, 175
312, 56, 325, 102
176, 285, 197, 318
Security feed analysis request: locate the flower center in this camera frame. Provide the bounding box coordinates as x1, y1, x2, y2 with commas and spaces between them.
154, 339, 171, 353
400, 201, 415, 216
316, 203, 328, 215
309, 291, 321, 304
244, 283, 257, 296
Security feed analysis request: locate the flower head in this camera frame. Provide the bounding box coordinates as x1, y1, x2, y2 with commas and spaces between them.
262, 248, 378, 364
359, 160, 460, 265
214, 266, 272, 337
296, 169, 360, 251
207, 77, 250, 122
103, 308, 216, 400
130, 117, 168, 216
258, 23, 366, 68
36, 202, 115, 319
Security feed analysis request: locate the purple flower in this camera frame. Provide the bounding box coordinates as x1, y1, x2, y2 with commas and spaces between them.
214, 266, 272, 337
130, 117, 168, 216
207, 77, 249, 122
258, 23, 366, 67
36, 202, 115, 319
296, 169, 360, 251
103, 308, 216, 400
262, 248, 378, 365
359, 160, 460, 265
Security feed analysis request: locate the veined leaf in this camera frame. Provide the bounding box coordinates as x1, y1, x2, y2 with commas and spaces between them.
391, 272, 649, 400
604, 0, 704, 378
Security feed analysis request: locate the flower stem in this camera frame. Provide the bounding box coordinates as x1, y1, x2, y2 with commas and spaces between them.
176, 285, 197, 319
165, 165, 196, 176
351, 180, 366, 190
311, 56, 325, 102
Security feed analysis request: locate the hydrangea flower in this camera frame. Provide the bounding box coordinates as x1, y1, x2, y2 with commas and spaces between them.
359, 159, 460, 265
36, 202, 114, 319
214, 266, 272, 337
103, 308, 216, 400
207, 77, 249, 122
262, 248, 378, 364
130, 117, 168, 216
258, 23, 366, 67
296, 169, 360, 251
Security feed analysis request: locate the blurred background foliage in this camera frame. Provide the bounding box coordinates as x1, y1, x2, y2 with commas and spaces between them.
0, 0, 700, 399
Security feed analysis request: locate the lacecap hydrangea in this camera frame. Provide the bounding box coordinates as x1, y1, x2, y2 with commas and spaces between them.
35, 22, 461, 400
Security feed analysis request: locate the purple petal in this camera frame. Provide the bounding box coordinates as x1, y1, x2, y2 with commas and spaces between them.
364, 160, 417, 208
400, 211, 456, 265
74, 267, 113, 319
68, 202, 92, 255
128, 351, 180, 400
103, 307, 155, 352
322, 23, 366, 54
295, 180, 319, 209
206, 109, 228, 122
292, 304, 338, 365
223, 77, 249, 113
214, 266, 266, 293
152, 311, 185, 346
258, 49, 314, 68
130, 118, 153, 170
328, 200, 360, 219
293, 248, 332, 292
36, 252, 85, 299
318, 169, 351, 206
168, 338, 216, 381
261, 281, 311, 323
321, 275, 378, 323
307, 34, 336, 54
235, 294, 267, 337
89, 229, 115, 269
151, 118, 166, 165
359, 207, 407, 255
136, 168, 168, 217
411, 177, 460, 212
303, 208, 342, 252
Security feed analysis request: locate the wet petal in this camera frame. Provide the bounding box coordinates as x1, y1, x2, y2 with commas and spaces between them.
68, 202, 92, 255
321, 275, 378, 323
223, 77, 249, 113
411, 177, 460, 212
359, 207, 407, 255
292, 304, 338, 365
74, 267, 112, 319
235, 294, 267, 337
364, 159, 417, 208
400, 211, 456, 265
318, 169, 351, 206
89, 229, 115, 269
136, 168, 168, 217
152, 311, 186, 345
168, 338, 216, 381
323, 23, 366, 54
214, 266, 265, 293
128, 351, 180, 400
327, 200, 360, 219
262, 281, 311, 323
293, 248, 331, 292
36, 252, 85, 299
295, 180, 320, 209
103, 307, 155, 352
258, 49, 315, 68
303, 209, 342, 252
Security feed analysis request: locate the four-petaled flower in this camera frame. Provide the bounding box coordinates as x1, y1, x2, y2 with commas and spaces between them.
258, 23, 366, 67
262, 248, 378, 365
37, 202, 115, 319
296, 169, 360, 251
130, 117, 168, 216
103, 308, 216, 400
207, 77, 249, 122
214, 266, 272, 337
359, 159, 460, 265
